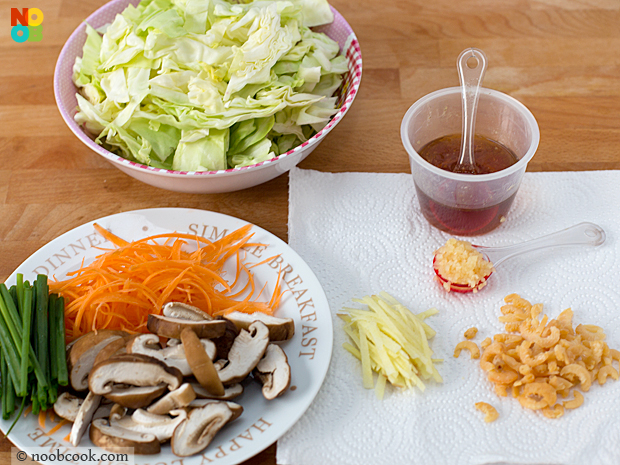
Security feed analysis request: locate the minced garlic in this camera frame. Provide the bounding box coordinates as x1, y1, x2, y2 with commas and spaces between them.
434, 238, 495, 292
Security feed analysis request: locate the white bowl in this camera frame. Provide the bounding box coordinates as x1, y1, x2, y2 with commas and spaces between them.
54, 0, 362, 193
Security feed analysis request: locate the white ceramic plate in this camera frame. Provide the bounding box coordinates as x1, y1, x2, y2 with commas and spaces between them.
0, 208, 333, 465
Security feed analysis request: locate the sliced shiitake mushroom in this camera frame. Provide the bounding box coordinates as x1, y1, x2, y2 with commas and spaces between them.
68, 330, 128, 391
217, 321, 270, 385
171, 401, 239, 457
147, 314, 226, 339
62, 313, 292, 457
112, 408, 187, 443
212, 318, 240, 360
70, 391, 102, 446
127, 333, 216, 377
54, 392, 83, 422
89, 354, 183, 396
109, 403, 127, 421
187, 400, 244, 420
146, 383, 196, 415
162, 302, 212, 321
225, 311, 295, 341
92, 402, 115, 421
93, 333, 139, 367
104, 385, 168, 410
180, 327, 225, 397
253, 344, 291, 399
190, 382, 244, 401
90, 418, 161, 455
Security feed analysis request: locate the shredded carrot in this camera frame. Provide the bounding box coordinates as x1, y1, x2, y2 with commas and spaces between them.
38, 410, 46, 430
63, 432, 71, 442
93, 222, 129, 247
49, 223, 283, 341
23, 405, 32, 418
46, 419, 69, 436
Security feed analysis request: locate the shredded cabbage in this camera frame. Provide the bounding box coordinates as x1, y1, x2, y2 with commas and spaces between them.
72, 0, 345, 171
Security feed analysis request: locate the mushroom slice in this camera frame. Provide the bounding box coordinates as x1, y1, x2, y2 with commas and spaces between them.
147, 314, 226, 339
217, 321, 270, 384
212, 318, 240, 360
181, 327, 225, 396
93, 402, 115, 420
89, 354, 183, 396
147, 383, 196, 415
190, 382, 244, 400
225, 312, 295, 342
109, 404, 127, 421
187, 400, 244, 421
68, 330, 128, 391
163, 302, 212, 321
171, 402, 238, 457
70, 391, 102, 446
90, 418, 160, 455
54, 392, 83, 422
112, 409, 187, 443
104, 385, 168, 409
93, 334, 137, 367
253, 344, 291, 399
127, 334, 216, 376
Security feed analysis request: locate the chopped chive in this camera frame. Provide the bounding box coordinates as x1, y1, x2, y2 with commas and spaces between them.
1, 352, 15, 420
6, 396, 27, 435
47, 380, 58, 405
0, 284, 21, 333
31, 389, 39, 416
0, 305, 22, 392
34, 275, 49, 376
34, 275, 50, 406
55, 296, 68, 387
0, 285, 24, 356
8, 286, 17, 307
15, 275, 24, 317
17, 287, 33, 397
49, 294, 58, 382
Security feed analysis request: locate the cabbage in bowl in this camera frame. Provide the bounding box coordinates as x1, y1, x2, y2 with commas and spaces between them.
72, 0, 347, 171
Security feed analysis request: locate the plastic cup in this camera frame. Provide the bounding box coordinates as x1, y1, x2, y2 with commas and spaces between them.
401, 87, 540, 236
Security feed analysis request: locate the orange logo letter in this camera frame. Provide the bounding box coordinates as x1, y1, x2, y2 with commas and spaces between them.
10, 8, 28, 26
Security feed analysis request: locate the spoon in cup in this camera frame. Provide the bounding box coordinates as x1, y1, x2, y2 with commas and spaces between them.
453, 48, 488, 174
433, 222, 606, 293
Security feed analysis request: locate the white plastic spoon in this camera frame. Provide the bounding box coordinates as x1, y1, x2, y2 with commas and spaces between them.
454, 48, 488, 174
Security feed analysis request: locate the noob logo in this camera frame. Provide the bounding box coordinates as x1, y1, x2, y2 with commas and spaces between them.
10, 8, 43, 43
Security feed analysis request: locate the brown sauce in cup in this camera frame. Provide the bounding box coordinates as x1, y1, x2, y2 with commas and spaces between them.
418, 134, 518, 174
416, 134, 520, 235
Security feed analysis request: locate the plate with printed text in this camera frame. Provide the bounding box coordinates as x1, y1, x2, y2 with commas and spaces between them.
0, 208, 333, 465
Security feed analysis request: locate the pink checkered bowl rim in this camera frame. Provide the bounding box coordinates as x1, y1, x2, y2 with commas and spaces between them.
54, 0, 363, 178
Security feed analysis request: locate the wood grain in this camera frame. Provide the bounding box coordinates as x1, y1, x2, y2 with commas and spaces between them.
1, 0, 620, 463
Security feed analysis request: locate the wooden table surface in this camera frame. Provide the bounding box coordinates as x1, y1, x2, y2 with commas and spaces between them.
1, 0, 619, 462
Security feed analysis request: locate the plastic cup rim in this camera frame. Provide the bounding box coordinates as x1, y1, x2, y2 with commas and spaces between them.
400, 86, 540, 183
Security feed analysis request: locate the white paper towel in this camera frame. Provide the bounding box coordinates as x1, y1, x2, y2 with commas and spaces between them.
278, 167, 620, 465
